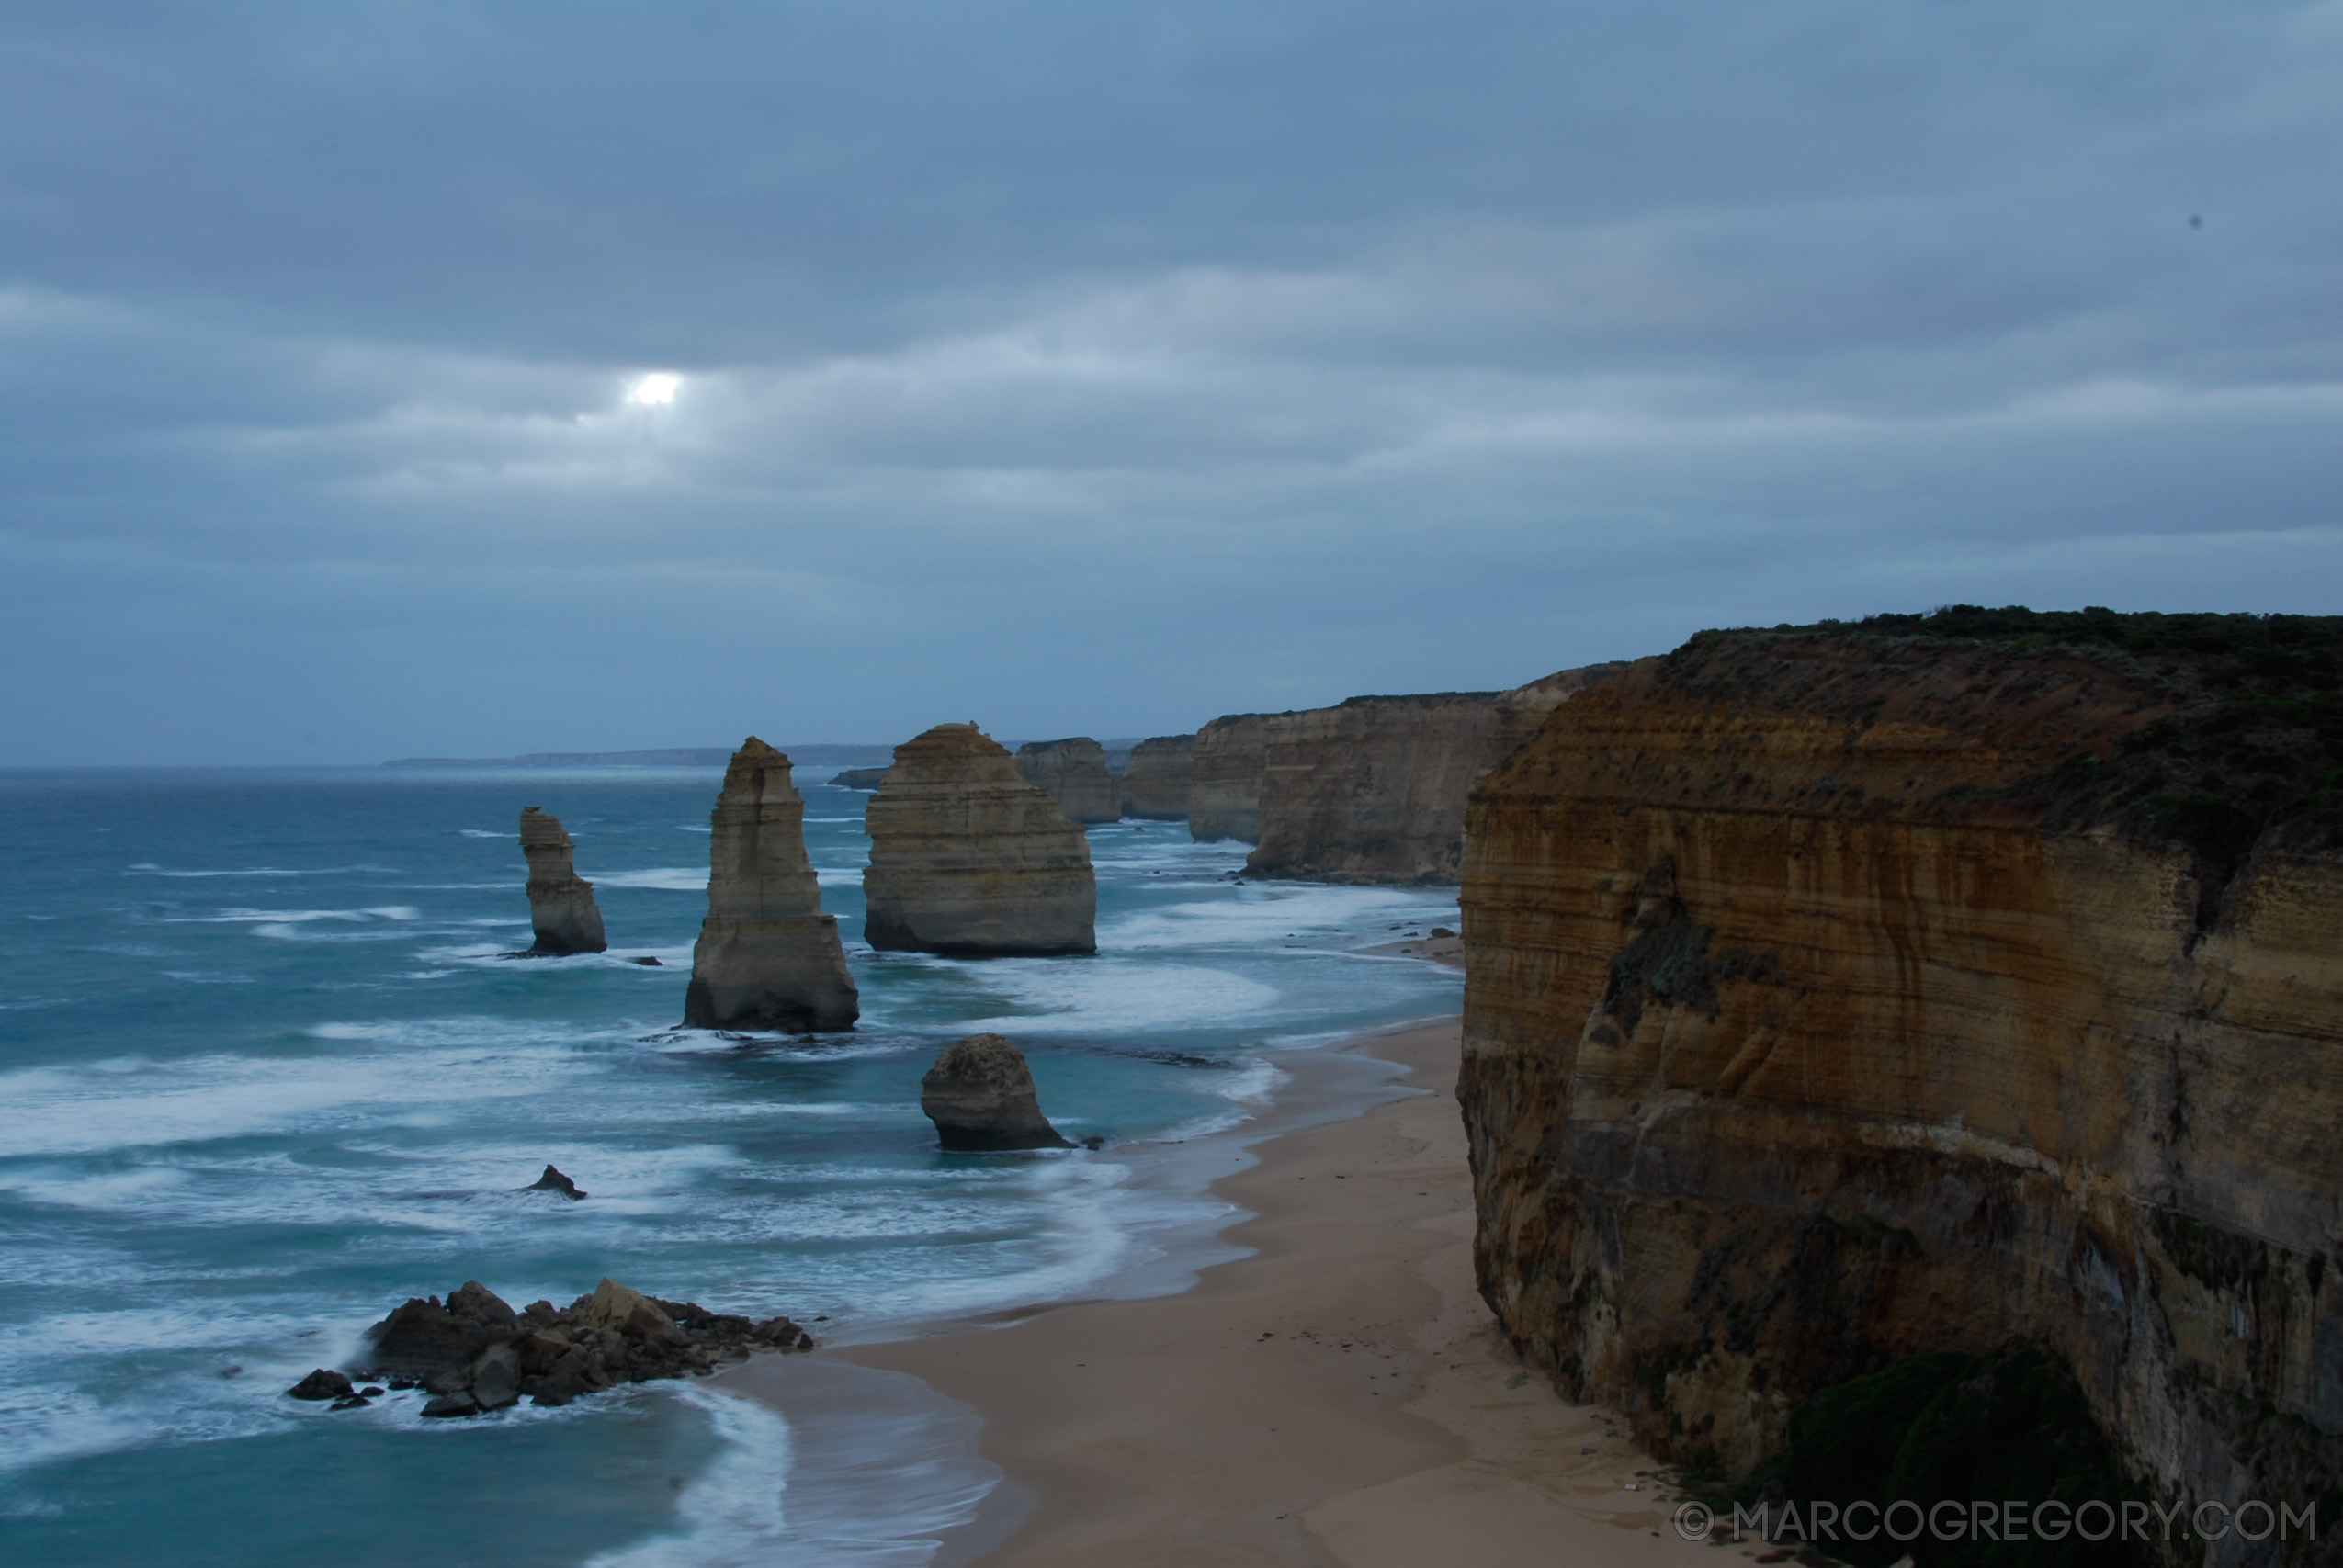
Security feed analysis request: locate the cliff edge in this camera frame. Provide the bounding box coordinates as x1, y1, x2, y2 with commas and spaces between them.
1457, 609, 2343, 1540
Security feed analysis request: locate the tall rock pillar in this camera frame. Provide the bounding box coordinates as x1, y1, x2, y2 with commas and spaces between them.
518, 807, 607, 955
682, 739, 860, 1032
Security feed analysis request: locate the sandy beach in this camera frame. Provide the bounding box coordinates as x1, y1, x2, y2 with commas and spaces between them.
731, 1018, 1731, 1567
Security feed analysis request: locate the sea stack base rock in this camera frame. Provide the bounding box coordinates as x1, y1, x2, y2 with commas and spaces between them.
518, 807, 607, 954
921, 1033, 1073, 1151
683, 739, 859, 1032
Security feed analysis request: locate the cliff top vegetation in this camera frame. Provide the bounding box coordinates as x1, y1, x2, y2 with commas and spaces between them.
1685, 604, 2343, 863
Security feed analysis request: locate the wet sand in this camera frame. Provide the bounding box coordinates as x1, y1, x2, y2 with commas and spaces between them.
739, 1017, 1725, 1567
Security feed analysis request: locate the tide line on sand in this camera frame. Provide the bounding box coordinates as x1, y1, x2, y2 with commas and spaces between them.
722, 1018, 1710, 1568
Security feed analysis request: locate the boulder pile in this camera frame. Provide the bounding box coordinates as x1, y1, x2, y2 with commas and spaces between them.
297, 1277, 814, 1417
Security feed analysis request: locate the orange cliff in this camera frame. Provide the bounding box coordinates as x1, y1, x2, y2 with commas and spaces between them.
1455, 612, 2343, 1522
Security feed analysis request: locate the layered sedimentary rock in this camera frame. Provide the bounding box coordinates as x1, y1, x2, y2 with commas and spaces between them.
864, 724, 1096, 956
1457, 611, 2343, 1536
682, 739, 860, 1032
1013, 737, 1123, 824
921, 1033, 1073, 1150
1188, 713, 1277, 843
1120, 735, 1194, 820
517, 807, 606, 954
1243, 667, 1617, 886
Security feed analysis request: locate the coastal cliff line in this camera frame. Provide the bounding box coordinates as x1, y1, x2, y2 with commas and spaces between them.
1455, 609, 2343, 1550
1243, 666, 1619, 885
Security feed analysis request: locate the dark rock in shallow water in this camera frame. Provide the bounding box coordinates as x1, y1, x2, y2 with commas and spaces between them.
523, 1164, 587, 1200
329, 1393, 372, 1410
288, 1368, 354, 1401
629, 955, 662, 966
363, 1280, 515, 1376
347, 1276, 814, 1413
921, 1033, 1073, 1151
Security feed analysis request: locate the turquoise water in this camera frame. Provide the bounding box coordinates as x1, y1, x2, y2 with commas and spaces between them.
0, 766, 1463, 1566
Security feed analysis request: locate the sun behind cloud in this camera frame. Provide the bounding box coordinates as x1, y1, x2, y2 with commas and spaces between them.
625, 371, 680, 406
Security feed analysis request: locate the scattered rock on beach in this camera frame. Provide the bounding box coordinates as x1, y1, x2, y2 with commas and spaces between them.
523, 1164, 587, 1200
921, 1033, 1074, 1151
348, 1277, 814, 1417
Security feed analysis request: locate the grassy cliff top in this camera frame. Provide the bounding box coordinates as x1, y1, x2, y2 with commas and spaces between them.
1694, 604, 2343, 863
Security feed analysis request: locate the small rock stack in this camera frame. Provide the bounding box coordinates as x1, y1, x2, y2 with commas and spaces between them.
518, 807, 607, 955
921, 1033, 1074, 1151
318, 1278, 813, 1417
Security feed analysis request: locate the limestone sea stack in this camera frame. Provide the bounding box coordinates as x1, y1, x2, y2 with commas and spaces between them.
920, 1033, 1074, 1150
1012, 737, 1123, 824
1457, 609, 2343, 1516
1187, 713, 1279, 843
863, 723, 1096, 956
831, 766, 889, 791
1119, 735, 1194, 820
1242, 665, 1621, 885
517, 807, 607, 954
681, 739, 860, 1032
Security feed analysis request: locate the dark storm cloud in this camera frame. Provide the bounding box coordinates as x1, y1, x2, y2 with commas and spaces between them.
0, 2, 2336, 761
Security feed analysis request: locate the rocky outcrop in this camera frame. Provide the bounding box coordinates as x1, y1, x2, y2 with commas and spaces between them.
1243, 667, 1616, 886
682, 739, 860, 1032
864, 724, 1096, 957
350, 1278, 813, 1416
1013, 738, 1123, 824
1120, 735, 1194, 820
1456, 610, 2343, 1542
517, 807, 606, 954
921, 1033, 1074, 1150
523, 1164, 585, 1200
1188, 713, 1278, 843
832, 766, 889, 791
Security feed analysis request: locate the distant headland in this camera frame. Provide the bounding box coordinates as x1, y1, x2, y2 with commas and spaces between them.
382, 745, 894, 769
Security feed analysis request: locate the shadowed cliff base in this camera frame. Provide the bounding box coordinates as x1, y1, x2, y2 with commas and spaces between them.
1458, 607, 2343, 1565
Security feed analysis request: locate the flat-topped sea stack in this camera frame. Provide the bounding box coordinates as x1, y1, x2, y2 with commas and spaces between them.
1012, 737, 1122, 824
920, 1033, 1073, 1151
864, 723, 1096, 957
1243, 665, 1620, 885
682, 739, 859, 1032
1119, 735, 1194, 820
1187, 713, 1279, 843
517, 807, 606, 954
831, 766, 889, 791
1457, 609, 2343, 1522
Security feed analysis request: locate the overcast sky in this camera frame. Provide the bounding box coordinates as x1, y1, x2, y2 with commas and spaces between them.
2, 1, 2336, 763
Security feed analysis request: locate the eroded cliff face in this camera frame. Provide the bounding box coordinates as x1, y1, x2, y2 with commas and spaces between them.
1457, 619, 2343, 1540
1120, 735, 1194, 821
1013, 738, 1123, 824
1243, 666, 1618, 886
864, 724, 1096, 957
518, 807, 606, 955
683, 739, 859, 1032
1189, 713, 1275, 843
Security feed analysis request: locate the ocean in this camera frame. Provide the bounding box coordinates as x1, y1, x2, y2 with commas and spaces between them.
0, 765, 1463, 1566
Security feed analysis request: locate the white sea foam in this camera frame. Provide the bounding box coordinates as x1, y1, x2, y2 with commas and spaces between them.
585, 1386, 795, 1568
459, 829, 508, 838
946, 958, 1278, 1035
594, 868, 708, 891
